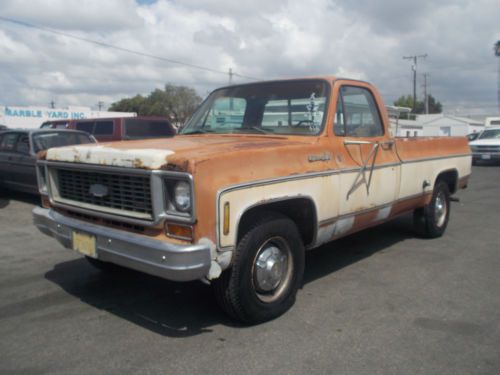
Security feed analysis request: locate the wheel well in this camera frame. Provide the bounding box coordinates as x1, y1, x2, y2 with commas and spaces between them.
436, 169, 458, 194
237, 198, 317, 247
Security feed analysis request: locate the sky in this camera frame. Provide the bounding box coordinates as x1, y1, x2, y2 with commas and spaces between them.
0, 0, 499, 115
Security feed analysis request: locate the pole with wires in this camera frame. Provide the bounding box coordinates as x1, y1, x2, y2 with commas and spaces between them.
403, 54, 427, 113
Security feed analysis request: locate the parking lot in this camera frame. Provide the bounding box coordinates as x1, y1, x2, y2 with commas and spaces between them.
0, 165, 499, 375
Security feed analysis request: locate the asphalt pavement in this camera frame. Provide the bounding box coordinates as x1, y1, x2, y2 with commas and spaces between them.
0, 165, 499, 375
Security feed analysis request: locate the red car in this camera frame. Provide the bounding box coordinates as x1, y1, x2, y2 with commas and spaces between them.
40, 116, 175, 142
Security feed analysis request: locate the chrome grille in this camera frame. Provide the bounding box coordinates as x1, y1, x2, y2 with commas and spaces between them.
55, 168, 153, 218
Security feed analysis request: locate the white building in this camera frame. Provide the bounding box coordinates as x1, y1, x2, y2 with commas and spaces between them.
391, 113, 484, 137
0, 105, 136, 129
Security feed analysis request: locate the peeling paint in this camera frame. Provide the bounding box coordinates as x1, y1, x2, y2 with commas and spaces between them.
375, 205, 392, 221
332, 216, 355, 237
316, 222, 336, 246
46, 145, 175, 169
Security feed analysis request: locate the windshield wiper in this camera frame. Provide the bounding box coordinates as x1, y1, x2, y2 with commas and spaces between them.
233, 127, 273, 134
182, 128, 214, 135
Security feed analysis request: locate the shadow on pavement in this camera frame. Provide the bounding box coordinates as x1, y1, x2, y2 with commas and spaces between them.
304, 213, 415, 285
45, 214, 415, 337
0, 189, 40, 209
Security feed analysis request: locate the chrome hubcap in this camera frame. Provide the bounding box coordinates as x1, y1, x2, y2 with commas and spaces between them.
434, 191, 447, 227
252, 237, 292, 303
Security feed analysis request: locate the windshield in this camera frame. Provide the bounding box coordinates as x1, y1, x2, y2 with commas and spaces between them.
33, 132, 95, 153
478, 129, 500, 140
180, 80, 329, 136
124, 119, 175, 139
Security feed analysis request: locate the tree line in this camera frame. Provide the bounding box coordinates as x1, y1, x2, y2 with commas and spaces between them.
393, 94, 442, 114
109, 84, 203, 126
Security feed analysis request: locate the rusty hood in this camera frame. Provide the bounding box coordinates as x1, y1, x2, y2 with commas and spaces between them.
44, 134, 313, 170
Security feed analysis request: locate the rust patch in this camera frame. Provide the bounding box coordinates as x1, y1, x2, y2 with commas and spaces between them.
37, 150, 48, 160
162, 159, 189, 172
132, 158, 144, 168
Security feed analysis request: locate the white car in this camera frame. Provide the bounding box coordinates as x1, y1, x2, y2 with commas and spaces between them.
469, 126, 500, 164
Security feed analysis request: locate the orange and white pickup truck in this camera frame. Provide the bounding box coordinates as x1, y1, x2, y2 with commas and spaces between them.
33, 77, 471, 323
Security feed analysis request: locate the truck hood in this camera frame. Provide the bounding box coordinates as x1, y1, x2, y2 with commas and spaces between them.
469, 139, 500, 146
45, 134, 310, 170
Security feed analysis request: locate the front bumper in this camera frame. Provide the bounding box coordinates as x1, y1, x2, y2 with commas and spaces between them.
472, 152, 500, 161
33, 206, 211, 282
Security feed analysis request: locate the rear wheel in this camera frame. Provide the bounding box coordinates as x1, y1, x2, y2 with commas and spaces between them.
413, 181, 451, 238
213, 213, 305, 324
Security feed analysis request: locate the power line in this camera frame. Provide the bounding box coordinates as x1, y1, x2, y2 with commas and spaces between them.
0, 16, 260, 81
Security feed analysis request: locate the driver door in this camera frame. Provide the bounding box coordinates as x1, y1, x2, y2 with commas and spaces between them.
333, 84, 401, 221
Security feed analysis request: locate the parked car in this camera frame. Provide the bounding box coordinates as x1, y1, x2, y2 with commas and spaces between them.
469, 126, 500, 164
33, 76, 470, 323
0, 129, 96, 194
41, 116, 175, 142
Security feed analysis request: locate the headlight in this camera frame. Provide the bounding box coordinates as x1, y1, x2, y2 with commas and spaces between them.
174, 181, 191, 212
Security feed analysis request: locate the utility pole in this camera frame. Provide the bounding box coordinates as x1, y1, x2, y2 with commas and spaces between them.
229, 68, 234, 110
403, 54, 427, 113
495, 41, 500, 111
97, 101, 104, 111
422, 73, 430, 114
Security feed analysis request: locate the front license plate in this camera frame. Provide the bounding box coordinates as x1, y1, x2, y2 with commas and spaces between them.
481, 154, 491, 160
72, 231, 97, 258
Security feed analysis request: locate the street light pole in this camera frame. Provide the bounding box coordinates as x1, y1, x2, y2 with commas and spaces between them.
403, 54, 427, 113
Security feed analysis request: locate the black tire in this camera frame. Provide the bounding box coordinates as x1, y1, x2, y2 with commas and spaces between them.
413, 181, 451, 238
213, 213, 305, 324
85, 256, 123, 272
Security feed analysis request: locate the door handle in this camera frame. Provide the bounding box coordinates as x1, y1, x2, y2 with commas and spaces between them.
379, 140, 395, 150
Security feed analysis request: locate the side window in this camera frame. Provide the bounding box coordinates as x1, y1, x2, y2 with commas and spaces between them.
16, 134, 31, 154
334, 86, 384, 137
0, 133, 19, 151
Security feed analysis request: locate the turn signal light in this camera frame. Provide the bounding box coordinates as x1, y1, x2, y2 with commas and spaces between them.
165, 223, 193, 241
223, 202, 230, 235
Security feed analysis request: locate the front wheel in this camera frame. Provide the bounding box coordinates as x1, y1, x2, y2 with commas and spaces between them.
413, 181, 451, 238
213, 213, 305, 324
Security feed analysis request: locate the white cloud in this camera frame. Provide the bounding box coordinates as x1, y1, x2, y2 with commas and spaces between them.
0, 0, 498, 113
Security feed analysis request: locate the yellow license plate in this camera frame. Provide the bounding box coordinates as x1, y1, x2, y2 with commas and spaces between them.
72, 231, 97, 258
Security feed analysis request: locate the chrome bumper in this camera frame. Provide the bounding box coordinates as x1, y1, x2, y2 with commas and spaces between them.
33, 207, 211, 282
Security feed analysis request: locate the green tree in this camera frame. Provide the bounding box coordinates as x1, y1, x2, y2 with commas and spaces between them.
393, 94, 442, 115
109, 84, 202, 125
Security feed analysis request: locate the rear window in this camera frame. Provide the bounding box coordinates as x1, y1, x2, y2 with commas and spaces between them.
75, 121, 114, 135
33, 132, 94, 153
124, 119, 175, 139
